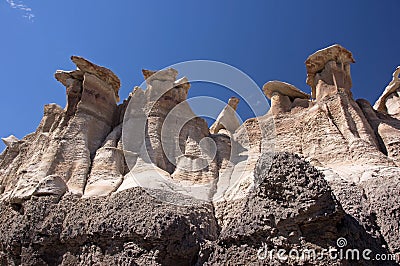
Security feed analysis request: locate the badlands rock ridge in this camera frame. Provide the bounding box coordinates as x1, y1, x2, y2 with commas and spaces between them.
0, 44, 399, 265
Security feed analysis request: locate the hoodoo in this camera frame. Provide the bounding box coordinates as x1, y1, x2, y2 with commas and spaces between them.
0, 45, 399, 265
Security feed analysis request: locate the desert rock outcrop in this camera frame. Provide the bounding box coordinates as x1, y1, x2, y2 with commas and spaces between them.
209, 97, 240, 134
258, 44, 400, 258
374, 66, 400, 117
263, 81, 310, 114
1, 45, 400, 265
1, 135, 19, 147
0, 56, 120, 203
305, 44, 354, 100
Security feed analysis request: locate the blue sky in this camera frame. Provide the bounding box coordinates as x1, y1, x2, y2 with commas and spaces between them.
1, 0, 399, 151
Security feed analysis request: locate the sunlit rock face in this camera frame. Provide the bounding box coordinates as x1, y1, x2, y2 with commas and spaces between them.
0, 57, 119, 203
257, 45, 400, 258
263, 80, 310, 115
305, 44, 355, 100
210, 97, 240, 134
1, 45, 400, 264
374, 66, 400, 117
117, 69, 215, 201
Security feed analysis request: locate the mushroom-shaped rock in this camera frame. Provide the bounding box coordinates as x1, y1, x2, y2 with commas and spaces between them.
142, 69, 156, 80
172, 77, 191, 103
54, 56, 120, 122
142, 68, 190, 105
305, 44, 355, 99
1, 135, 19, 147
263, 81, 310, 100
374, 66, 400, 116
263, 81, 309, 115
227, 97, 240, 109
142, 68, 178, 98
55, 56, 121, 102
71, 56, 121, 101
210, 97, 240, 134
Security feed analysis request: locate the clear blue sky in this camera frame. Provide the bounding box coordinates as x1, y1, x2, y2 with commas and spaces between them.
1, 0, 399, 151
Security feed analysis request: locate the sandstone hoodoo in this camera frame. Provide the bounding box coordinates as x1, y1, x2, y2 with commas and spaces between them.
305, 44, 355, 100
0, 45, 399, 265
0, 56, 121, 204
209, 96, 240, 134
374, 66, 400, 117
262, 81, 310, 114
1, 135, 19, 148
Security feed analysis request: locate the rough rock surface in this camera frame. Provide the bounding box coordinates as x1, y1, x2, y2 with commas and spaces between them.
374, 66, 400, 117
251, 44, 400, 262
1, 135, 19, 147
305, 44, 355, 98
1, 45, 400, 265
0, 57, 120, 203
0, 188, 218, 265
263, 81, 310, 115
209, 97, 240, 135
1, 153, 395, 265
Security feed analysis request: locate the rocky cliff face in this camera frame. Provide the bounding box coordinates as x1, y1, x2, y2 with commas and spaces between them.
0, 45, 399, 265
257, 45, 400, 263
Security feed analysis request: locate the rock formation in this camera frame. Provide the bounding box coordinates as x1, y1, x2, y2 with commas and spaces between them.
256, 44, 400, 261
305, 44, 355, 100
1, 135, 19, 147
0, 56, 120, 204
209, 97, 240, 134
374, 66, 400, 117
263, 81, 310, 114
0, 45, 399, 265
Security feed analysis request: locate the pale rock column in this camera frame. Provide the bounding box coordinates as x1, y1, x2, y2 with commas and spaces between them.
210, 97, 241, 134
374, 66, 400, 118
304, 44, 386, 164
270, 92, 291, 115
262, 80, 310, 115
305, 44, 354, 101
53, 59, 120, 195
